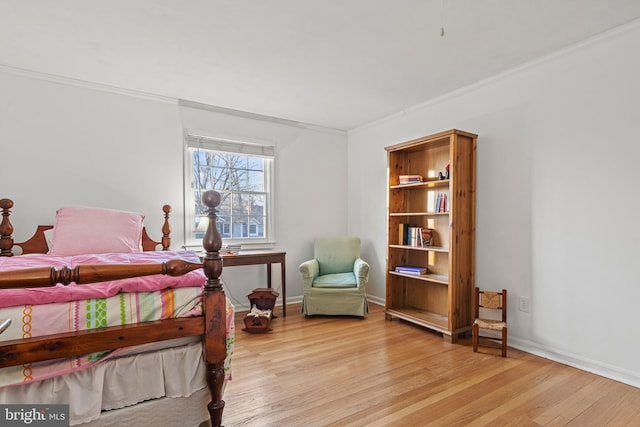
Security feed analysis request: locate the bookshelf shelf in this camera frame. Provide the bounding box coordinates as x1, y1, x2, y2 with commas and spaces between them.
389, 270, 449, 284
385, 129, 476, 343
388, 244, 449, 253
390, 179, 450, 190
389, 212, 449, 217
385, 307, 448, 332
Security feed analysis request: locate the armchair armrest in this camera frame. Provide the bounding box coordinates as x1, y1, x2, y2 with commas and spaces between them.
354, 258, 370, 289
299, 259, 319, 290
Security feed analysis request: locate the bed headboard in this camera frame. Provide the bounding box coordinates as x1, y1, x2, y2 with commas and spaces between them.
0, 199, 172, 256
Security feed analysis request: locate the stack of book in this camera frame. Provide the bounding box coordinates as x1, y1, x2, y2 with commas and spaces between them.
398, 225, 433, 247
399, 175, 423, 185
395, 266, 427, 275
428, 191, 449, 213
435, 192, 449, 213
221, 244, 242, 254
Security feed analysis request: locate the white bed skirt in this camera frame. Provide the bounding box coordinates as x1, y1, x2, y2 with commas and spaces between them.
0, 337, 212, 426
81, 387, 212, 427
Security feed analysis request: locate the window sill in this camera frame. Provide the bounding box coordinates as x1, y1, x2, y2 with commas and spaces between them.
182, 241, 276, 251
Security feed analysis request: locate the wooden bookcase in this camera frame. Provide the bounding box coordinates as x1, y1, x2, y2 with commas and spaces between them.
384, 129, 476, 342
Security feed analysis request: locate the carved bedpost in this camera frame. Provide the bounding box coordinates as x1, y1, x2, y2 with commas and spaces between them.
0, 259, 204, 289
0, 199, 14, 257
161, 204, 171, 250
201, 190, 226, 427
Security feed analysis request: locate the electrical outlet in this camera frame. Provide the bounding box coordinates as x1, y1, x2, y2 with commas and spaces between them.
519, 296, 530, 313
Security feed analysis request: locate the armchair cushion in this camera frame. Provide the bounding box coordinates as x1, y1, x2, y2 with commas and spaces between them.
313, 272, 357, 288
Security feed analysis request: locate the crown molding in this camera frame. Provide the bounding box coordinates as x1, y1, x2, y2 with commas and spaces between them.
0, 64, 177, 104
0, 64, 345, 135
179, 99, 345, 135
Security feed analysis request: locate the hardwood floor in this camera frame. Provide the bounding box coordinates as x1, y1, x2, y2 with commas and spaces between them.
223, 303, 639, 426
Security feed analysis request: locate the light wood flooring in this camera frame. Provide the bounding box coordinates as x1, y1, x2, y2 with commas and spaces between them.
222, 303, 639, 426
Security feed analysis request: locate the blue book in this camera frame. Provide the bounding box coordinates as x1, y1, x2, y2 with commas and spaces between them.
395, 266, 426, 274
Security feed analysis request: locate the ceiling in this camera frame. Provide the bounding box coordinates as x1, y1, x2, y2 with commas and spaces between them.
2, 1, 640, 131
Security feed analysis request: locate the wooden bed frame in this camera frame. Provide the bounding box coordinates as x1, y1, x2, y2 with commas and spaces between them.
0, 191, 227, 427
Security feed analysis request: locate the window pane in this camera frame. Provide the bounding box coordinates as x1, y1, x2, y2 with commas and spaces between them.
249, 215, 265, 238
231, 219, 248, 239
217, 215, 231, 238
209, 167, 230, 190
194, 215, 208, 240
247, 157, 263, 171
249, 194, 265, 215
218, 192, 232, 217
232, 193, 248, 216
247, 170, 264, 191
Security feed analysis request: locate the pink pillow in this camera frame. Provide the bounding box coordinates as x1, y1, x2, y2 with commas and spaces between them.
49, 206, 145, 256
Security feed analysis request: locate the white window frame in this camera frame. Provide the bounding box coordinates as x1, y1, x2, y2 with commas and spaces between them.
183, 132, 275, 250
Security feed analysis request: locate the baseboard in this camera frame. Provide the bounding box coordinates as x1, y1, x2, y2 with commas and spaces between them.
509, 336, 640, 389
285, 295, 303, 305
235, 295, 381, 315
367, 295, 385, 307
233, 295, 303, 315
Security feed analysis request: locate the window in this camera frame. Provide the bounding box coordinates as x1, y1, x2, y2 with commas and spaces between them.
184, 133, 275, 248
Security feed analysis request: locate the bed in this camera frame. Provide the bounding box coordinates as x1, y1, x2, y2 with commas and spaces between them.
0, 191, 231, 427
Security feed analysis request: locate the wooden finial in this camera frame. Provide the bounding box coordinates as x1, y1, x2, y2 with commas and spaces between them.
0, 199, 14, 257
161, 204, 172, 250
202, 191, 222, 256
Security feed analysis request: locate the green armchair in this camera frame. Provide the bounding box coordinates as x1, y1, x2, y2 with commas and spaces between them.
299, 236, 370, 318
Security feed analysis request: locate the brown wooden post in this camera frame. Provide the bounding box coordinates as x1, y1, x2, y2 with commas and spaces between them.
0, 259, 204, 289
0, 199, 14, 257
201, 190, 226, 427
161, 204, 171, 250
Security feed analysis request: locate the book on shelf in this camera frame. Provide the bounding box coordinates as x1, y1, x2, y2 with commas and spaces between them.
430, 191, 449, 213
420, 228, 433, 246
398, 224, 433, 247
398, 223, 406, 245
398, 174, 423, 185
408, 226, 420, 247
395, 266, 427, 275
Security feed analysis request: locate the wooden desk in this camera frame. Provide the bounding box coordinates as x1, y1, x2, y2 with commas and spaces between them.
221, 251, 287, 317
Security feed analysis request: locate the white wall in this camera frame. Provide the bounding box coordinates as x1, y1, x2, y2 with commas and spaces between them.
1, 74, 184, 236
348, 21, 640, 387
0, 71, 348, 311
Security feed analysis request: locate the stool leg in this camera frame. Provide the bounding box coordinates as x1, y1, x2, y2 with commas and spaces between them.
472, 323, 478, 352
501, 327, 507, 357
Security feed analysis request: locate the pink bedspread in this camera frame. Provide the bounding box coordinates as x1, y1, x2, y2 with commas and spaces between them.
0, 287, 235, 388
0, 251, 205, 308
0, 250, 235, 388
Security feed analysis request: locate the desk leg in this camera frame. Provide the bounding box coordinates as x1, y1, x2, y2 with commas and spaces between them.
266, 263, 276, 318
266, 260, 286, 317
281, 258, 286, 317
